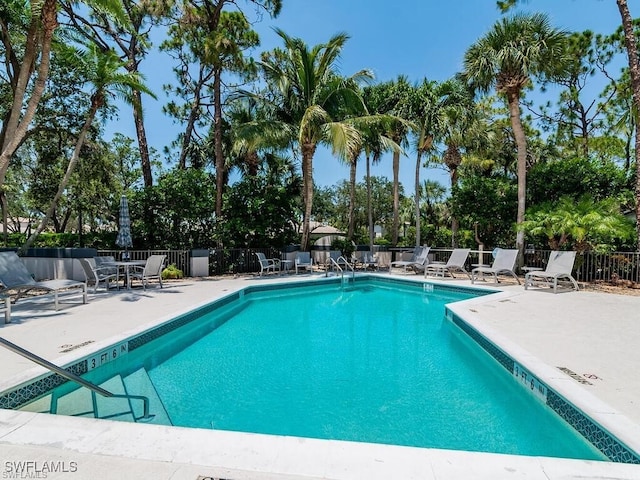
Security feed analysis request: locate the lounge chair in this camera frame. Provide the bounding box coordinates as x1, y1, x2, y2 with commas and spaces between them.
390, 246, 430, 274
524, 251, 579, 293
79, 258, 119, 293
294, 252, 313, 274
425, 248, 471, 279
129, 254, 166, 290
471, 248, 520, 284
255, 252, 280, 276
357, 251, 379, 271
0, 293, 10, 324
0, 251, 87, 310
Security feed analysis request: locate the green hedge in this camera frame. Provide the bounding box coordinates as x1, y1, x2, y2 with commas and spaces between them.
1, 232, 118, 249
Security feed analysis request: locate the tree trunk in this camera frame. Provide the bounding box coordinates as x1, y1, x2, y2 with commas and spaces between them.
414, 151, 422, 247
392, 150, 400, 246
366, 154, 374, 251
347, 156, 357, 240
0, 0, 57, 187
178, 65, 211, 169
132, 89, 153, 187
616, 0, 640, 251
450, 166, 459, 248
22, 96, 100, 252
214, 67, 225, 219
131, 87, 155, 247
506, 90, 528, 262
300, 143, 316, 251
1, 191, 7, 246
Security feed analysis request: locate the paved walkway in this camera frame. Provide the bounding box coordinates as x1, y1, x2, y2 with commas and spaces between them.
0, 273, 639, 480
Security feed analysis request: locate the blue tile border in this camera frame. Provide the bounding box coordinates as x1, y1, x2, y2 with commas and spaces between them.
0, 361, 87, 410
447, 307, 640, 464
129, 291, 240, 351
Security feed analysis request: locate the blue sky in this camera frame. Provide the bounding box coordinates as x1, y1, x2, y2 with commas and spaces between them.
106, 0, 626, 194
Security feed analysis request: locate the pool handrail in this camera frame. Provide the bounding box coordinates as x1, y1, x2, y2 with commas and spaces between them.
0, 336, 154, 422
326, 256, 355, 278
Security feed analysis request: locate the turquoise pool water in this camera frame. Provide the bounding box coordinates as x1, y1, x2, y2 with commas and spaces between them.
27, 280, 606, 460
139, 281, 602, 459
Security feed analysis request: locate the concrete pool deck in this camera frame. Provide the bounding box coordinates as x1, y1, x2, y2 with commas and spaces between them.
0, 272, 639, 479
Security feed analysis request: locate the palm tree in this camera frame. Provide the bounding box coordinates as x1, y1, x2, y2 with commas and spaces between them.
409, 79, 468, 246
498, 0, 640, 250
362, 78, 412, 247
341, 116, 401, 243
59, 0, 160, 188
23, 44, 154, 250
421, 179, 447, 229
256, 29, 373, 251
437, 83, 493, 246
462, 13, 569, 259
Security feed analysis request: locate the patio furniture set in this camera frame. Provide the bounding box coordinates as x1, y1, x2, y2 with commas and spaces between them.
0, 252, 166, 323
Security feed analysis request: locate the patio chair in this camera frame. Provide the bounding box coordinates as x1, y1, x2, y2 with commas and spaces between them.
524, 251, 579, 293
358, 251, 379, 271
425, 248, 471, 279
471, 248, 520, 284
94, 256, 118, 277
294, 252, 313, 274
129, 254, 166, 290
79, 258, 119, 293
0, 251, 87, 310
255, 252, 280, 276
390, 246, 430, 274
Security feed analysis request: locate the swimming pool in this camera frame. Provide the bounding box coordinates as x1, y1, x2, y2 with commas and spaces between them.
6, 276, 623, 463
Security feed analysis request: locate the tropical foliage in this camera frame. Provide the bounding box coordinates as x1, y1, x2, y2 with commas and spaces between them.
522, 196, 635, 253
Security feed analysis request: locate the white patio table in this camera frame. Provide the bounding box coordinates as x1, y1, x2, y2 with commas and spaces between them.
104, 260, 147, 290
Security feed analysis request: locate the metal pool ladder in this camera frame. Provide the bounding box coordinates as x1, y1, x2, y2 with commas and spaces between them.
327, 256, 355, 284
0, 336, 154, 422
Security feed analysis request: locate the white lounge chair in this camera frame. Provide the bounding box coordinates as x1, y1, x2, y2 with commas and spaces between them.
471, 248, 520, 284
255, 252, 280, 276
390, 246, 430, 274
524, 251, 579, 293
79, 258, 119, 293
129, 254, 166, 290
294, 252, 313, 274
425, 248, 471, 279
357, 251, 379, 271
0, 251, 87, 310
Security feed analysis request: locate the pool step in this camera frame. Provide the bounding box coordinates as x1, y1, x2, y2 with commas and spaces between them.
54, 386, 97, 418
19, 375, 136, 422
122, 368, 172, 425
93, 375, 136, 422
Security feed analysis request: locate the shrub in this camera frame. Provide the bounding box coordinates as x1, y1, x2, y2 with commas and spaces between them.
162, 264, 184, 280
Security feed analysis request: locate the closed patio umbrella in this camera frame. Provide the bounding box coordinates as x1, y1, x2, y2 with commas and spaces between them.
115, 195, 133, 256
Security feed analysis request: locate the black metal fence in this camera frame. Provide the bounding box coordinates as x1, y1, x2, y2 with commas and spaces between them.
99, 247, 640, 284
99, 249, 192, 276
98, 247, 282, 277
